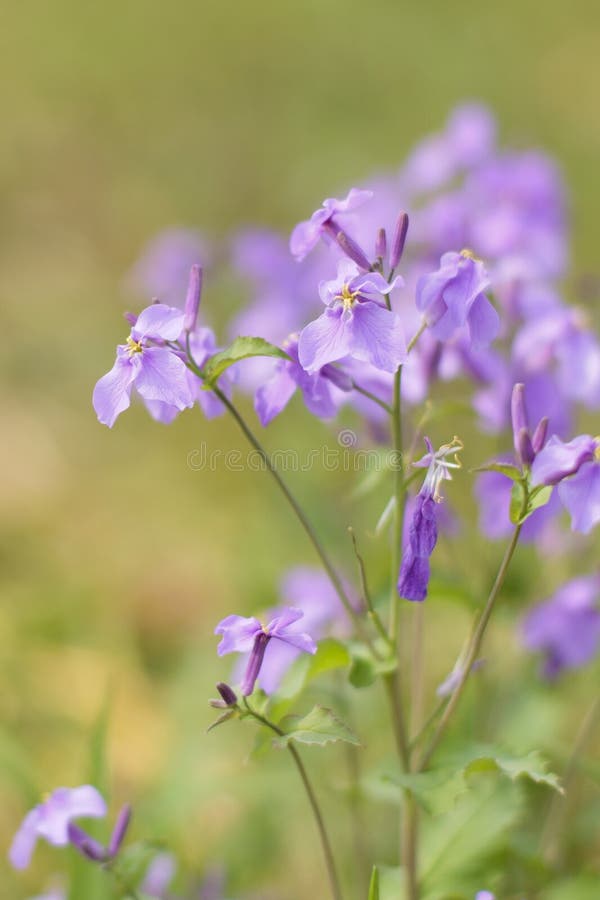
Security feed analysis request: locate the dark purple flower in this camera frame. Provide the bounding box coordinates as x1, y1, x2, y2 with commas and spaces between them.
416, 251, 499, 348
398, 437, 462, 602
290, 188, 373, 261
298, 260, 406, 373
93, 303, 194, 427
255, 334, 351, 426
531, 434, 600, 533
215, 607, 317, 696
522, 575, 600, 678
9, 786, 107, 870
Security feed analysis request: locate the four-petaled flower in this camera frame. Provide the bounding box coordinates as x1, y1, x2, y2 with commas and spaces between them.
255, 334, 352, 426
416, 250, 499, 348
10, 786, 107, 870
93, 303, 194, 427
289, 188, 373, 261
531, 434, 600, 533
522, 574, 600, 678
215, 607, 317, 696
298, 260, 406, 374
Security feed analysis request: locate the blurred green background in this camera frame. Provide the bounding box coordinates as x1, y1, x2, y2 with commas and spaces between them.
2, 1, 600, 898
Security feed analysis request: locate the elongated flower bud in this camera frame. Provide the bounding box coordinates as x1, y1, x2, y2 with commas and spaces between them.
335, 231, 371, 271
532, 416, 549, 454
515, 427, 535, 467
375, 227, 387, 260
215, 682, 238, 707
67, 824, 107, 863
389, 212, 409, 269
184, 264, 203, 332
241, 631, 270, 696
511, 383, 528, 446
108, 804, 132, 857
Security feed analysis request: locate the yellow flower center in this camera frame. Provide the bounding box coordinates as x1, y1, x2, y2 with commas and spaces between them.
459, 248, 479, 261
338, 283, 359, 310
126, 336, 144, 356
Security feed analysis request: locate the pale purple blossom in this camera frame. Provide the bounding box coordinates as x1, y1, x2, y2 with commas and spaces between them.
93, 304, 194, 427
416, 251, 499, 348
522, 575, 600, 678
9, 786, 107, 870
531, 434, 600, 533
127, 228, 210, 306
290, 188, 373, 261
298, 260, 406, 373
215, 607, 317, 696
255, 334, 351, 426
141, 852, 177, 898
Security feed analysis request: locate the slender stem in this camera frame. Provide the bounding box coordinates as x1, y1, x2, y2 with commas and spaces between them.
418, 525, 522, 771
409, 698, 446, 752
185, 348, 373, 647
389, 366, 405, 643
243, 701, 343, 900
407, 320, 427, 354
348, 527, 391, 649
410, 605, 426, 737
541, 694, 600, 864
351, 380, 393, 415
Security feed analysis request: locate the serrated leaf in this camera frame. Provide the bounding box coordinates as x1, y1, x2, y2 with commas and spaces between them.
273, 705, 360, 748
458, 746, 562, 793
202, 336, 288, 385
472, 461, 522, 481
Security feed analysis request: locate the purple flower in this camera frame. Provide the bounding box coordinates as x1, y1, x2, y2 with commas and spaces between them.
398, 437, 462, 602
9, 786, 107, 870
29, 891, 65, 900
416, 251, 499, 348
127, 228, 210, 306
522, 575, 600, 678
475, 893, 495, 900
215, 607, 317, 696
255, 334, 351, 426
510, 381, 548, 468
298, 260, 406, 374
531, 434, 600, 533
93, 303, 194, 427
141, 852, 177, 898
290, 188, 373, 261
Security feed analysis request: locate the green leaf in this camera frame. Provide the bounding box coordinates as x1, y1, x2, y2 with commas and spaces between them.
456, 745, 563, 793
202, 336, 288, 386
368, 866, 380, 900
420, 777, 523, 895
472, 461, 522, 481
509, 480, 527, 523
527, 484, 553, 513
348, 643, 397, 688
273, 705, 360, 748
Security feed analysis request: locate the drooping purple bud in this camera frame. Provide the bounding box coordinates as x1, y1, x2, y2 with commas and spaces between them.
515, 427, 535, 467
241, 631, 270, 696
183, 264, 203, 332
335, 232, 371, 271
389, 212, 409, 270
67, 824, 107, 863
108, 804, 132, 858
375, 227, 387, 260
321, 364, 354, 392
532, 417, 549, 454
211, 682, 238, 708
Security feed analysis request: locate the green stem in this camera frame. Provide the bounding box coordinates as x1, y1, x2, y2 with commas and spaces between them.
351, 380, 393, 415
389, 366, 405, 644
418, 525, 522, 771
185, 344, 372, 648
348, 527, 391, 650
243, 701, 343, 900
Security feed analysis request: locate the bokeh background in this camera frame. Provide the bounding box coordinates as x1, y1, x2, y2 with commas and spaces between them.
2, 2, 600, 898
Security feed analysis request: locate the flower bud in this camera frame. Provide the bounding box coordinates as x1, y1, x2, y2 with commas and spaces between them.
515, 427, 535, 467
511, 383, 528, 444
215, 682, 238, 707
108, 804, 132, 857
335, 232, 371, 271
389, 212, 409, 269
183, 264, 203, 332
532, 417, 549, 454
375, 227, 387, 260
67, 824, 107, 863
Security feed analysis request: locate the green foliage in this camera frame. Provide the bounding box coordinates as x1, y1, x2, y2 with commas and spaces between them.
368, 865, 379, 900
473, 461, 522, 481
273, 705, 360, 748
202, 336, 288, 386
348, 644, 397, 688
510, 479, 553, 524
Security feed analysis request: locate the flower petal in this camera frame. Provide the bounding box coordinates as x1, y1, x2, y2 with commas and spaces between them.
298, 309, 352, 372
349, 302, 407, 372
133, 303, 185, 341
214, 615, 261, 656
254, 363, 298, 426
531, 434, 596, 486
558, 462, 600, 534
134, 348, 194, 410
93, 356, 136, 427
